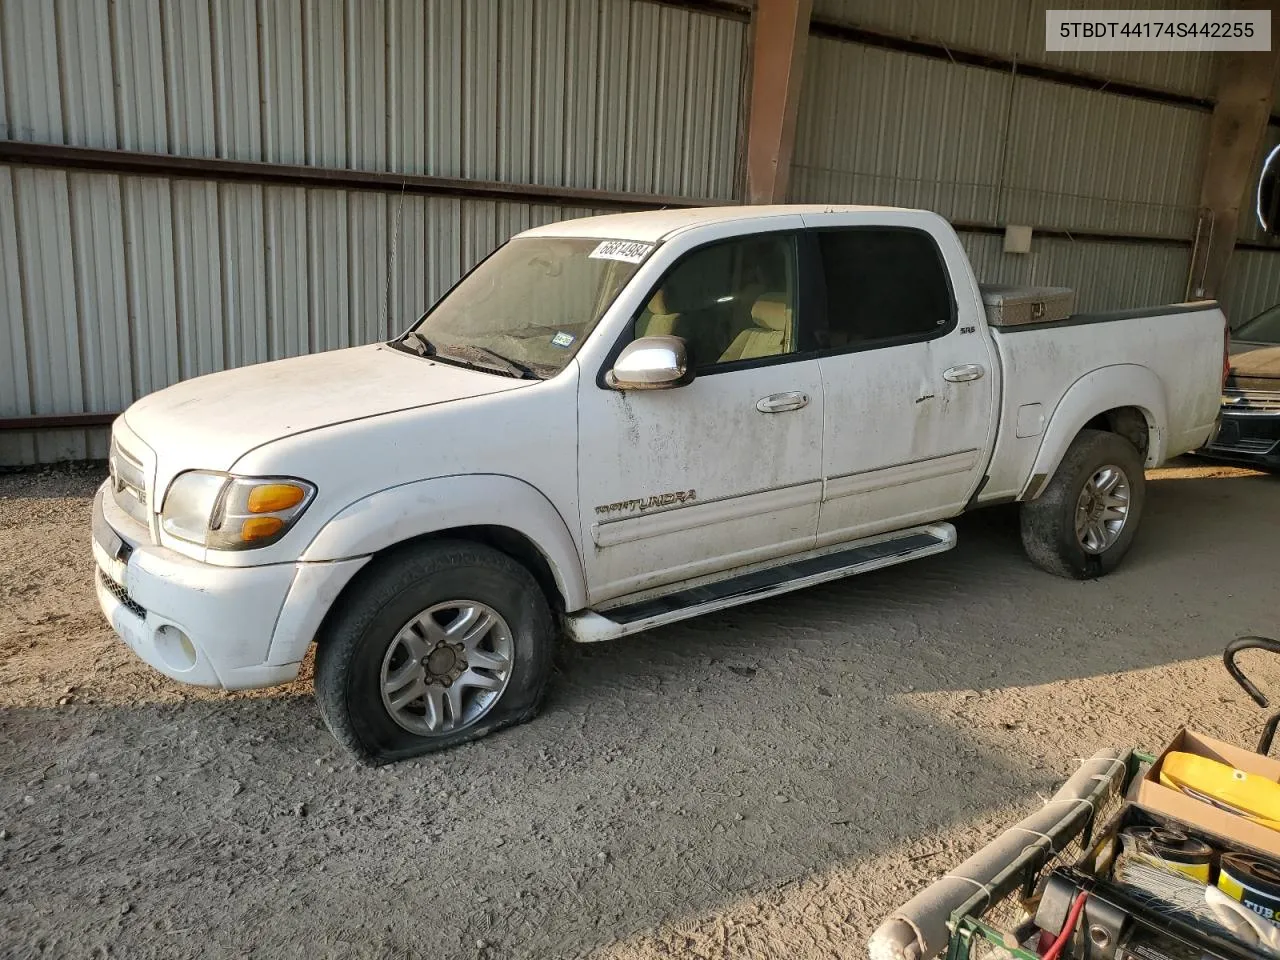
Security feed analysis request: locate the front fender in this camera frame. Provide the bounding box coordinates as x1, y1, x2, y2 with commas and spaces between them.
300, 474, 588, 611
1020, 364, 1167, 500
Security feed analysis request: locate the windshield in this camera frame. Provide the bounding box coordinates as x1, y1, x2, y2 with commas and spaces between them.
405, 237, 649, 377
1235, 304, 1280, 344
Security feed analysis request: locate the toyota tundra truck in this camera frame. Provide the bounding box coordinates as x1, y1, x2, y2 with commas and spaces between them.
92, 205, 1227, 763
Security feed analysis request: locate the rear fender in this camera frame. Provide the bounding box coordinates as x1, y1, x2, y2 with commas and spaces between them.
300, 474, 588, 611
1020, 364, 1167, 500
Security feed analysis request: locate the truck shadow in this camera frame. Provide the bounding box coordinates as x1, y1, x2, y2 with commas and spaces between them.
559, 461, 1280, 701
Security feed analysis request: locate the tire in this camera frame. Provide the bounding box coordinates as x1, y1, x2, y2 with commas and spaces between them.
1019, 429, 1147, 580
314, 540, 555, 764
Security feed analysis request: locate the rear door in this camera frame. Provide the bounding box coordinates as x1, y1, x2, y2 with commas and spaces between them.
804, 222, 996, 545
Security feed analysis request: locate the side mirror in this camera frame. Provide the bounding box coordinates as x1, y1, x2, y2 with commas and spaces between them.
606, 336, 692, 390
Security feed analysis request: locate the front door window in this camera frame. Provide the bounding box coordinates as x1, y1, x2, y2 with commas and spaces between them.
632, 233, 799, 371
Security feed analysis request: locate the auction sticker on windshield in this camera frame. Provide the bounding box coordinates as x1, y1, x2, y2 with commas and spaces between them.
589, 240, 653, 263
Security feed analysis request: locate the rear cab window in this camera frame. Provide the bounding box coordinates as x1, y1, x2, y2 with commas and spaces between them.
812, 227, 956, 352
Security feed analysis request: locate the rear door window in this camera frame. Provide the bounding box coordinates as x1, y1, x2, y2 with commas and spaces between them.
814, 228, 955, 351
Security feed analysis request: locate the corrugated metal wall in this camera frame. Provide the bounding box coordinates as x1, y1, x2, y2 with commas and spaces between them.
0, 163, 606, 464
805, 0, 1280, 340
811, 0, 1221, 98
790, 43, 1011, 224
959, 233, 1192, 313
2, 0, 1273, 466
999, 81, 1206, 239
0, 0, 746, 197
1223, 248, 1280, 325
791, 21, 1212, 304
791, 38, 1207, 239
0, 0, 749, 465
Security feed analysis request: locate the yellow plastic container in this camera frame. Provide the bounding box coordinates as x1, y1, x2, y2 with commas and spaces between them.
1159, 751, 1280, 830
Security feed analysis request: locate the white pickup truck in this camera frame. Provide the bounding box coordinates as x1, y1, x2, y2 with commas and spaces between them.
92, 205, 1226, 763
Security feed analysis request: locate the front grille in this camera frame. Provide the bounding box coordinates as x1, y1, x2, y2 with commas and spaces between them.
97, 568, 146, 619
1222, 389, 1280, 412
108, 438, 150, 528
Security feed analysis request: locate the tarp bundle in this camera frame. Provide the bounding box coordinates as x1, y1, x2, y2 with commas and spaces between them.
868, 749, 1131, 960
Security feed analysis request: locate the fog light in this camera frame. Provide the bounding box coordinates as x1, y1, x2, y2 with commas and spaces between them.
155, 625, 198, 671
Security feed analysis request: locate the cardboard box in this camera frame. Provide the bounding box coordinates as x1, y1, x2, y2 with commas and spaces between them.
1129, 727, 1280, 857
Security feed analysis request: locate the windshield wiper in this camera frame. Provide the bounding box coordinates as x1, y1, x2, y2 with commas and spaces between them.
401, 330, 437, 357
455, 346, 542, 380
400, 333, 542, 380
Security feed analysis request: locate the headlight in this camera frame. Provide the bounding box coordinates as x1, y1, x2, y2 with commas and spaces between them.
161, 472, 316, 550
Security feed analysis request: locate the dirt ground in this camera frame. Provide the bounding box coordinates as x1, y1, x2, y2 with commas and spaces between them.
2, 460, 1280, 960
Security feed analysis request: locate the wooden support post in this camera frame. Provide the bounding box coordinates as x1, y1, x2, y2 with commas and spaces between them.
744, 0, 812, 204
1191, 24, 1280, 300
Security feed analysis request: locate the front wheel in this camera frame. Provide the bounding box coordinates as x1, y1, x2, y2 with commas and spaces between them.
1019, 429, 1146, 579
314, 541, 555, 764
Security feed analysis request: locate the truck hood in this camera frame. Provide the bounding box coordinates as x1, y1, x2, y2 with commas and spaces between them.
1228, 340, 1280, 390
123, 344, 525, 475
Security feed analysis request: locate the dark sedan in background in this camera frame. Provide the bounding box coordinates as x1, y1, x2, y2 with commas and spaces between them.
1201, 304, 1280, 470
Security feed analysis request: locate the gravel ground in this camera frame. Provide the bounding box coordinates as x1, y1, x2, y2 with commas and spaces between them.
2, 459, 1279, 960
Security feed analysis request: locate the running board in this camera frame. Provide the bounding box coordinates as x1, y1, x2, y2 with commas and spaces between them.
564, 523, 956, 643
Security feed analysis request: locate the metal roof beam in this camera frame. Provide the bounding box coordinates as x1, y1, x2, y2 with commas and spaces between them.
745, 0, 812, 203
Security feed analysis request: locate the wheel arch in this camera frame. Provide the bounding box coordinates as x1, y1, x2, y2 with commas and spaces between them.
300, 474, 587, 612
1020, 365, 1167, 501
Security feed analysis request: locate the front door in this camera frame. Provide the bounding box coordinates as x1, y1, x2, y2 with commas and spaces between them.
576, 231, 825, 606
805, 223, 996, 545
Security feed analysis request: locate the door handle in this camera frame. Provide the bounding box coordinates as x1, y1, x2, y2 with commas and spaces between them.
943, 364, 985, 383
756, 391, 809, 414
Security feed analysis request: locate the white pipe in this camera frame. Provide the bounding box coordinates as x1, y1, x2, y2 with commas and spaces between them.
868, 749, 1129, 960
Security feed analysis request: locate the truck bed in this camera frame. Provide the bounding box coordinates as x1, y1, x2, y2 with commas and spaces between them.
977, 300, 1224, 503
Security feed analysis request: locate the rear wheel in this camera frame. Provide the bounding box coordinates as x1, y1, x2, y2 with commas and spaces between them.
315, 541, 555, 764
1020, 429, 1146, 579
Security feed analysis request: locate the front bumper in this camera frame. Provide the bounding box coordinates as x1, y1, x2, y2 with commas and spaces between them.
91, 486, 367, 690
1199, 409, 1280, 469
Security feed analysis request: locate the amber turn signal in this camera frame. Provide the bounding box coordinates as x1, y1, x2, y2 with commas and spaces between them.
240, 516, 286, 542
247, 483, 307, 514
